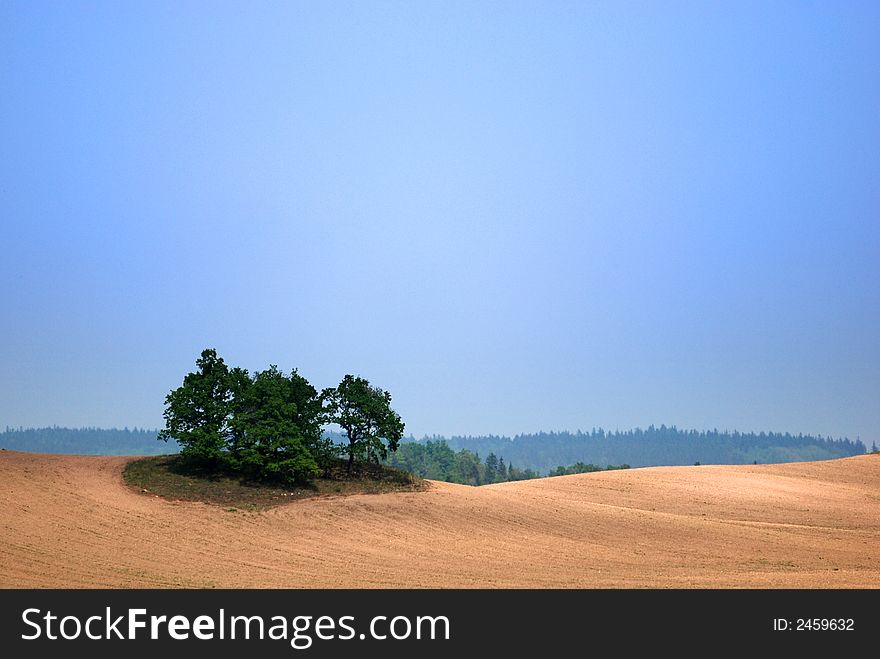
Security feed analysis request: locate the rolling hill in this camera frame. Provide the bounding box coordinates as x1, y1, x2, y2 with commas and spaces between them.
0, 450, 877, 588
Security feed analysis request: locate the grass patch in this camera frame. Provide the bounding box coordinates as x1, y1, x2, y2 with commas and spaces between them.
123, 455, 426, 510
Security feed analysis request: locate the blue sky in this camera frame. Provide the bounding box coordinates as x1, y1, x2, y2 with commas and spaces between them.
2, 1, 878, 441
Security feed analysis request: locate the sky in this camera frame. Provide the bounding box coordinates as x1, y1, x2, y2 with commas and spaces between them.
1, 1, 878, 442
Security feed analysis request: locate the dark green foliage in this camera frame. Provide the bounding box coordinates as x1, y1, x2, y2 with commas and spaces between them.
385, 440, 476, 484
159, 349, 344, 485
321, 375, 404, 473
226, 366, 319, 484
484, 452, 500, 483
454, 448, 484, 486
159, 348, 235, 467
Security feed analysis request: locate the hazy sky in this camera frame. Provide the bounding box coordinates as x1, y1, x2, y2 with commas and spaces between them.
2, 1, 878, 441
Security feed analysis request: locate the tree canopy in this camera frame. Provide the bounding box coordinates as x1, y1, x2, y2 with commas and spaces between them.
158, 348, 237, 468
321, 375, 405, 473
226, 364, 319, 483
158, 349, 402, 483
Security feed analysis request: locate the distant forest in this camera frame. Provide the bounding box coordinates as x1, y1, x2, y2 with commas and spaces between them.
421, 427, 866, 473
385, 439, 630, 485
0, 426, 866, 474
0, 427, 178, 456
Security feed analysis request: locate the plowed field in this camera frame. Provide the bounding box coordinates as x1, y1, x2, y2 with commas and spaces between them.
1, 451, 877, 587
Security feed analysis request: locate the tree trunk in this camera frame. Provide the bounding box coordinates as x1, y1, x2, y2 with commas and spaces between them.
347, 430, 355, 474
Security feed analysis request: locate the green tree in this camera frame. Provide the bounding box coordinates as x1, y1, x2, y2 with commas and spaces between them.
159, 348, 238, 467
287, 369, 337, 470
484, 452, 499, 483
322, 375, 404, 473
455, 449, 483, 485
507, 463, 540, 481
229, 365, 319, 484
160, 349, 327, 484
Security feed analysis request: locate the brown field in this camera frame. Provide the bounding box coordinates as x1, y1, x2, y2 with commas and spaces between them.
1, 450, 878, 588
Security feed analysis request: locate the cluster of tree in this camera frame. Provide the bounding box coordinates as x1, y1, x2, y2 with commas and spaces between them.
0, 426, 174, 456
385, 439, 541, 485
158, 349, 403, 484
422, 426, 865, 473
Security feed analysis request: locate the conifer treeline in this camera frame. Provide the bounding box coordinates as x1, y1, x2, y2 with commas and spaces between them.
384, 439, 630, 485
420, 426, 865, 473
0, 426, 174, 456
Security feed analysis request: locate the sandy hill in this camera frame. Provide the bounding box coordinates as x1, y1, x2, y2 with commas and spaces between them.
1, 450, 877, 588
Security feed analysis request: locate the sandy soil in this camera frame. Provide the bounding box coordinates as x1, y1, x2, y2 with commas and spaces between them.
1, 450, 877, 588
